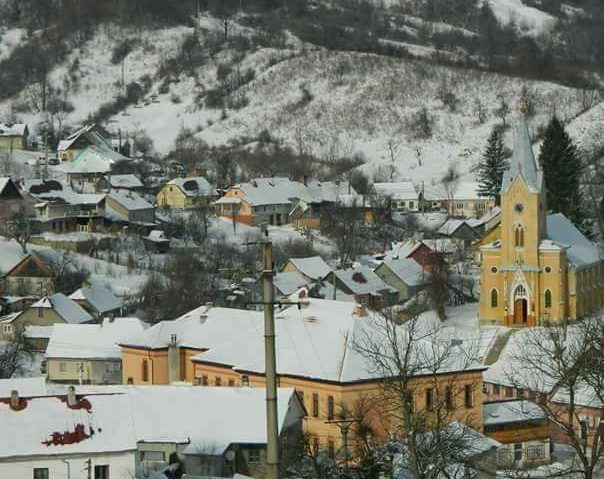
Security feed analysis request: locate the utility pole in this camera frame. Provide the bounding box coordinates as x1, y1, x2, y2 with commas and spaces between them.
262, 228, 280, 479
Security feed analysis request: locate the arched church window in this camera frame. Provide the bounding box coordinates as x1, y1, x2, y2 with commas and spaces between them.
491, 289, 498, 308
515, 285, 526, 297
545, 289, 552, 308
514, 225, 525, 248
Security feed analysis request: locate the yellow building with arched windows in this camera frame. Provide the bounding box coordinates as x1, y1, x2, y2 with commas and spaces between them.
479, 115, 603, 326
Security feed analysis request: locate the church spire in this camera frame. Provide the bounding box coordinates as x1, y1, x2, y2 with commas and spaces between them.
500, 108, 543, 194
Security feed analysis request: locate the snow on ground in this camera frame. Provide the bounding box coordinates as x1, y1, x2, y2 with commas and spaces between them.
0, 27, 26, 61
566, 100, 604, 157
482, 0, 557, 35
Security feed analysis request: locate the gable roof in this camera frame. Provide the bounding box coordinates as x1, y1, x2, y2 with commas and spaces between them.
546, 213, 601, 268
0, 385, 300, 459
167, 177, 214, 197
22, 179, 105, 206
273, 271, 310, 296
4, 253, 54, 279
0, 123, 27, 137
107, 190, 153, 211
437, 219, 472, 236
483, 400, 546, 426
69, 284, 123, 315
379, 258, 430, 287
30, 293, 93, 324
383, 240, 425, 261
45, 318, 148, 360
0, 177, 22, 199
194, 297, 484, 383
332, 266, 396, 295
500, 115, 543, 194
57, 124, 110, 153
286, 256, 332, 280
373, 182, 418, 200
109, 174, 143, 189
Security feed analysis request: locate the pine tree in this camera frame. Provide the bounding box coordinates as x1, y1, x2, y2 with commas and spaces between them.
477, 128, 508, 205
538, 117, 590, 235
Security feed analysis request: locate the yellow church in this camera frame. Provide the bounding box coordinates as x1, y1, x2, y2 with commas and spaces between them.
479, 115, 603, 326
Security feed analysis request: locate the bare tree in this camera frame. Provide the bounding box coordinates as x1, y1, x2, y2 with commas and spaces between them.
5, 210, 35, 254
441, 164, 460, 217
494, 94, 510, 128
505, 320, 604, 479
353, 311, 486, 479
0, 327, 34, 379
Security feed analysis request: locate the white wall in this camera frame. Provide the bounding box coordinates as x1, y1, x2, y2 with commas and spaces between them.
0, 451, 135, 479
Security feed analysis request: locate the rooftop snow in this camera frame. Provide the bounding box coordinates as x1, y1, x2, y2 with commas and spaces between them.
109, 174, 143, 189
45, 318, 148, 360
273, 271, 310, 296
31, 293, 93, 324
373, 182, 418, 199
108, 190, 153, 211
546, 213, 601, 268
69, 284, 123, 314
483, 400, 545, 426
333, 265, 396, 295
0, 123, 27, 137
380, 258, 430, 287
383, 240, 424, 261
286, 256, 332, 280
167, 177, 214, 197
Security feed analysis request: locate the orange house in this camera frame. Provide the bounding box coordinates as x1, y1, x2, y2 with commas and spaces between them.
120, 298, 486, 453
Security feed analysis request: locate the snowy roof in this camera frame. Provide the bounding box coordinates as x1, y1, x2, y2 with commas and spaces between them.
167, 177, 214, 197
232, 177, 355, 206
57, 124, 109, 152
380, 258, 430, 287
24, 325, 54, 339
333, 266, 396, 295
31, 293, 93, 324
483, 400, 546, 426
383, 240, 424, 261
22, 179, 105, 206
0, 377, 47, 398
45, 318, 148, 360
119, 305, 263, 350
273, 271, 309, 296
72, 144, 130, 167
551, 382, 603, 409
546, 213, 601, 268
0, 123, 27, 137
194, 296, 483, 383
421, 238, 457, 254
437, 219, 470, 236
373, 182, 418, 200
146, 230, 169, 242
0, 177, 21, 197
467, 206, 501, 228
69, 284, 123, 314
108, 190, 153, 211
500, 115, 543, 194
422, 182, 485, 201
109, 174, 143, 189
286, 256, 332, 280
0, 384, 299, 458
0, 392, 137, 458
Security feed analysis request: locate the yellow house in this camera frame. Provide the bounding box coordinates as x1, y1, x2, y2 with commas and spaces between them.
156, 177, 215, 210
479, 115, 603, 326
120, 299, 485, 453
0, 123, 28, 150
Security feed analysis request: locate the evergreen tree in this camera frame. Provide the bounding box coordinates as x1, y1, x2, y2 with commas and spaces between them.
538, 117, 590, 235
477, 128, 508, 205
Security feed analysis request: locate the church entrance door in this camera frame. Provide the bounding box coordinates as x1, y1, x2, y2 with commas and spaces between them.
514, 298, 528, 324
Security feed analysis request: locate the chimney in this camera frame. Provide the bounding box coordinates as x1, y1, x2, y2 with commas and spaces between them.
168, 334, 181, 384
10, 390, 19, 409
67, 386, 77, 407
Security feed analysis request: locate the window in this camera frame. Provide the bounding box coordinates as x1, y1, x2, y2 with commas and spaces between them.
312, 393, 319, 417
409, 201, 414, 209
404, 391, 415, 413
37, 307, 44, 318
491, 266, 498, 273
580, 420, 588, 440
464, 385, 474, 408
514, 225, 525, 248
445, 388, 454, 410
545, 266, 551, 273
34, 468, 49, 479
228, 379, 235, 387
505, 387, 514, 398
456, 203, 464, 210
201, 375, 208, 385
545, 289, 552, 308
94, 465, 109, 479
215, 377, 222, 387
425, 388, 434, 411
140, 450, 165, 462
328, 439, 335, 458
59, 362, 67, 373
491, 289, 498, 308
493, 384, 500, 395
142, 359, 149, 382
526, 444, 545, 461
241, 375, 249, 387
2, 324, 12, 334
327, 396, 335, 420
248, 449, 261, 464
514, 443, 522, 462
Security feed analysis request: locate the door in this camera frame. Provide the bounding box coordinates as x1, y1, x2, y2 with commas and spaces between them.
514, 299, 527, 324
